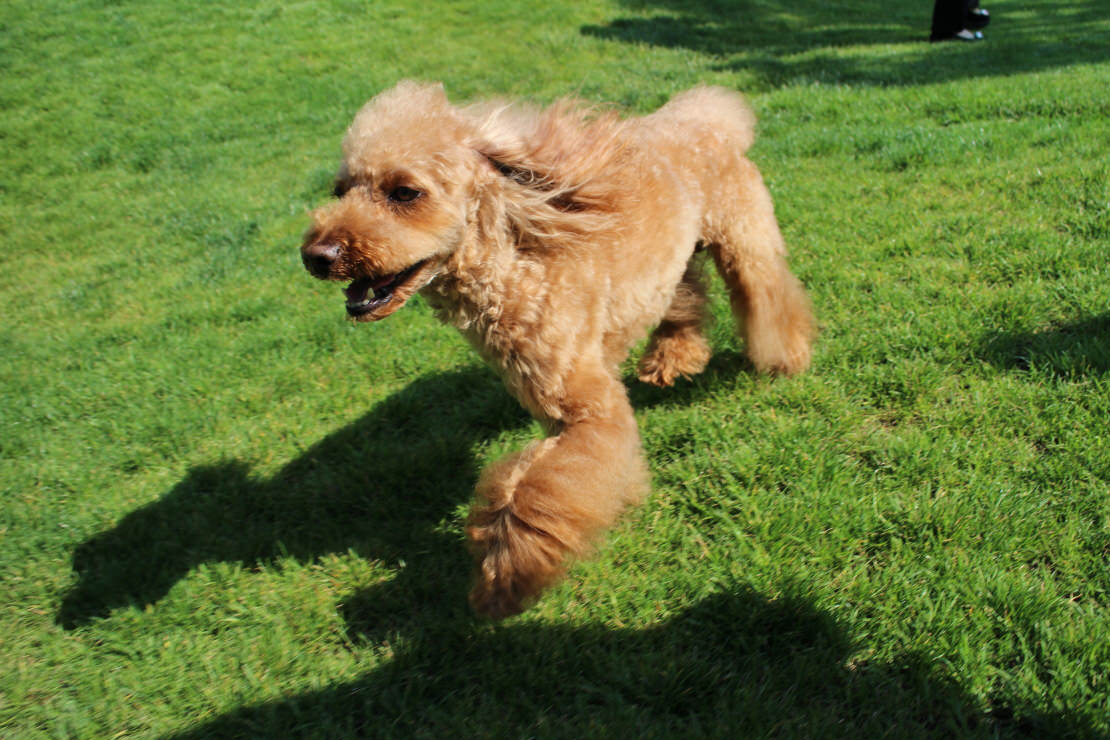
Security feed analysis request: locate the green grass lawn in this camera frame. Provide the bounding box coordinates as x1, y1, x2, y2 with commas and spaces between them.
2, 0, 1109, 736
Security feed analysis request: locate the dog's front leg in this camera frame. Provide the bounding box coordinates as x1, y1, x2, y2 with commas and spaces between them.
466, 361, 649, 618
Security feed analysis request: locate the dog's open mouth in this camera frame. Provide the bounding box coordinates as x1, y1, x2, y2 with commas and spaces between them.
344, 259, 434, 321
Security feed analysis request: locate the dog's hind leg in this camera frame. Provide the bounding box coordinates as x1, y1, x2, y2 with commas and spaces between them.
637, 256, 712, 387
708, 159, 814, 375
466, 360, 649, 618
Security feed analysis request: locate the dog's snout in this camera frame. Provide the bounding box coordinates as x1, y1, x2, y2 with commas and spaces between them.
302, 242, 341, 278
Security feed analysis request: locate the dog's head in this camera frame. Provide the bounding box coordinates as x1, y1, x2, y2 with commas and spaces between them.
300, 81, 482, 321
302, 81, 627, 321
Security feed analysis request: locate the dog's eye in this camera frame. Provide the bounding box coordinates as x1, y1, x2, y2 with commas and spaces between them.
388, 186, 421, 203
332, 181, 350, 198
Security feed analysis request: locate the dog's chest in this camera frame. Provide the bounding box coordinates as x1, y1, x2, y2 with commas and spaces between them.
422, 280, 566, 420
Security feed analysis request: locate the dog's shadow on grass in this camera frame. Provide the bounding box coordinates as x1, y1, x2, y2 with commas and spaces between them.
58, 352, 746, 630
57, 366, 530, 629
58, 341, 753, 630
165, 582, 1094, 738
582, 0, 1109, 89
978, 312, 1110, 379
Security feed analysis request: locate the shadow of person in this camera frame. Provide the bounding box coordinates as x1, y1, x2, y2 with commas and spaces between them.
57, 366, 530, 629
581, 0, 1109, 90
162, 582, 1095, 738
978, 312, 1110, 379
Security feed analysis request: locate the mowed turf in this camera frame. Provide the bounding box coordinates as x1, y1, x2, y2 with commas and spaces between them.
2, 0, 1108, 737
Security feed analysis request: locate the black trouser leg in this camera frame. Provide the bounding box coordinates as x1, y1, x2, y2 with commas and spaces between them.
931, 0, 972, 39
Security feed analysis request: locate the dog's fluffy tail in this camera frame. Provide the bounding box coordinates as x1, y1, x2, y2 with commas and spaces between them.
651, 86, 757, 154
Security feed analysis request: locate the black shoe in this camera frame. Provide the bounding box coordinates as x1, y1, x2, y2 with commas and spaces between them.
930, 28, 983, 42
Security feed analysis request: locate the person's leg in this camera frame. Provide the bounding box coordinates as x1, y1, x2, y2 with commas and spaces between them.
967, 0, 990, 30
931, 0, 967, 40
932, 0, 983, 41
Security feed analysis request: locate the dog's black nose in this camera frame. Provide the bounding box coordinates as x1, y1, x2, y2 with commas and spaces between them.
302, 242, 341, 278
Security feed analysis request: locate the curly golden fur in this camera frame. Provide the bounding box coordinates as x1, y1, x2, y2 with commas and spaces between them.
300, 81, 814, 618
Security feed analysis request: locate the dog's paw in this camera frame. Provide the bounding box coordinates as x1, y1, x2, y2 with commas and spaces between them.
637, 361, 680, 388
468, 575, 527, 620
466, 500, 567, 620
637, 332, 711, 387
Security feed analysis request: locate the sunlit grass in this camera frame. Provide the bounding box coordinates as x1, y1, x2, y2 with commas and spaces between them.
2, 0, 1108, 737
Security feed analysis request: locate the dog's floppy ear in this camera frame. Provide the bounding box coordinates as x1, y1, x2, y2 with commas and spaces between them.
466, 102, 555, 190
467, 99, 628, 233
482, 154, 551, 191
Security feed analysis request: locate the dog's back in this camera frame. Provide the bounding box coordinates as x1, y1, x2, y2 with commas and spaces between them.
645, 86, 756, 155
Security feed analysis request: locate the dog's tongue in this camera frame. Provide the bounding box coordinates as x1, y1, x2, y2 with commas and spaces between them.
346, 273, 399, 300
345, 278, 372, 302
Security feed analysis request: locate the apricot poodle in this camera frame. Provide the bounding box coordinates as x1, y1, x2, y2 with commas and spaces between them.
300, 81, 814, 618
